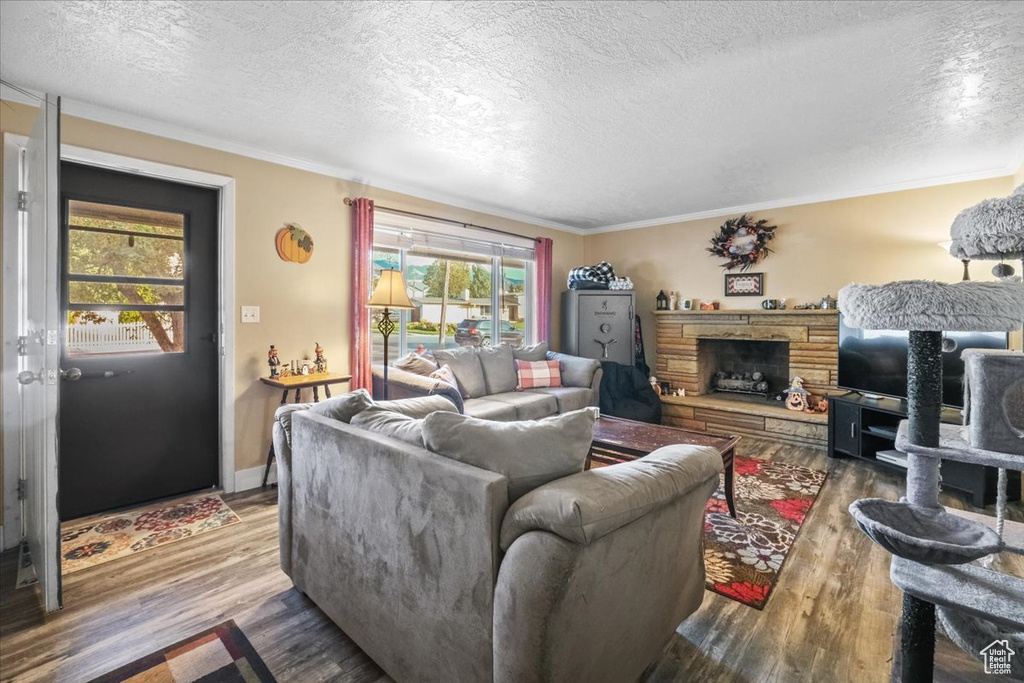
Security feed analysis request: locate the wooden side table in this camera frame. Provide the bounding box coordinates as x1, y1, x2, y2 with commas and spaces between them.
259, 372, 352, 487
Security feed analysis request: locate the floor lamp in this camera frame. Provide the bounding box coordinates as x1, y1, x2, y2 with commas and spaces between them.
367, 268, 414, 400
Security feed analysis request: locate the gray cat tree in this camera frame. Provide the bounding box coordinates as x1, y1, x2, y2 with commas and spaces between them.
840, 185, 1024, 682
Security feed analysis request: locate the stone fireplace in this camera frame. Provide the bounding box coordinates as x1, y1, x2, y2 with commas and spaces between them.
654, 309, 840, 449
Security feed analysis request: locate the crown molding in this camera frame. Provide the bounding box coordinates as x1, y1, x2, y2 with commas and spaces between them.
586, 164, 1020, 235
3, 83, 1018, 238
0, 83, 586, 236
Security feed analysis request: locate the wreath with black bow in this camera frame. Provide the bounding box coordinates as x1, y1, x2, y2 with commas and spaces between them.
707, 214, 777, 271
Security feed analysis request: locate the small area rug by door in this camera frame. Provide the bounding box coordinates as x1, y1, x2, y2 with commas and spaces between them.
587, 451, 826, 610
89, 620, 275, 682
61, 493, 241, 575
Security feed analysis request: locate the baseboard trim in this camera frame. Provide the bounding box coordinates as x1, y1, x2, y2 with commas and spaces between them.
234, 465, 275, 492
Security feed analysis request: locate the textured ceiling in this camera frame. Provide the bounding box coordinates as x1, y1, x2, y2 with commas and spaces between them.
1, 1, 1022, 231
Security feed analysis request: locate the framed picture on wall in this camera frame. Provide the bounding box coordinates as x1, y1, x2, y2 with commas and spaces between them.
724, 272, 764, 297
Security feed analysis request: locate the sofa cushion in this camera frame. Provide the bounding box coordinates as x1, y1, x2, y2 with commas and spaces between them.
423, 408, 597, 502
525, 386, 593, 413
477, 343, 518, 394
499, 444, 724, 550
548, 352, 601, 388
351, 407, 425, 447
306, 389, 374, 424
394, 352, 438, 376
373, 394, 459, 418
463, 398, 520, 421
486, 391, 559, 421
516, 359, 562, 389
433, 346, 487, 399
513, 341, 548, 362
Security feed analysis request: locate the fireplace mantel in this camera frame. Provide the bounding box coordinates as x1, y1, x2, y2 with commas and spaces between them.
654, 308, 839, 449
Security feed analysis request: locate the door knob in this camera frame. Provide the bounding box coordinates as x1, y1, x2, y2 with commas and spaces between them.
17, 369, 42, 385
61, 367, 82, 382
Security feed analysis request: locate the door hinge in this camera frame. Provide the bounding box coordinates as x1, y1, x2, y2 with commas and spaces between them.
17, 191, 28, 211
17, 478, 27, 501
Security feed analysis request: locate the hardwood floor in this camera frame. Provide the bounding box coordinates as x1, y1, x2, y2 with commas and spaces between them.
1, 440, 1020, 682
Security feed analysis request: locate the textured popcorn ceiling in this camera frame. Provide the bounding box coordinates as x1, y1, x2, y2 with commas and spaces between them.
1, 1, 1022, 230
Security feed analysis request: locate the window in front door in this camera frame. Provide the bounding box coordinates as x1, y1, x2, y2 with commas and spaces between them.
65, 199, 187, 356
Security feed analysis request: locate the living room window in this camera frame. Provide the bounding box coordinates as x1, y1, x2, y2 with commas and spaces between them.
371, 213, 535, 364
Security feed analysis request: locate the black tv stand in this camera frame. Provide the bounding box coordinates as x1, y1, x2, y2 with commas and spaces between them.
827, 392, 1020, 507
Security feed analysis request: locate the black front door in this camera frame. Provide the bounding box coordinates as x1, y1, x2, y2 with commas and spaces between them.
58, 163, 220, 520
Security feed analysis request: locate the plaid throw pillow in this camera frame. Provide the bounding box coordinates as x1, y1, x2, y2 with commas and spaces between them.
516, 360, 561, 389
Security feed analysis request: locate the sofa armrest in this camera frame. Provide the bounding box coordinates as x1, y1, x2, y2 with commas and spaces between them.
372, 364, 464, 412
499, 444, 723, 549
272, 402, 313, 577
589, 367, 603, 407
546, 351, 601, 391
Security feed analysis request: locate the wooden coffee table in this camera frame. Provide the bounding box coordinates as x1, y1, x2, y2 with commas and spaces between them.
589, 415, 741, 518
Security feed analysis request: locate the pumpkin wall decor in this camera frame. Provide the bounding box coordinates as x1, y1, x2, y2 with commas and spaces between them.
275, 223, 314, 263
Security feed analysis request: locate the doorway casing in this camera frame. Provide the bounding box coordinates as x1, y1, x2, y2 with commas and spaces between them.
2, 134, 237, 550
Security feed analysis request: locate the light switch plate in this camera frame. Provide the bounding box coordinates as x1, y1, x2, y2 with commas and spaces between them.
241, 306, 260, 323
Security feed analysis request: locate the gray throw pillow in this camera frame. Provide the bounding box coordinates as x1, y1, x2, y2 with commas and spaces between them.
373, 395, 459, 419
351, 407, 425, 447
394, 352, 438, 376
513, 341, 549, 362
477, 343, 518, 394
423, 407, 597, 502
432, 346, 487, 398
307, 389, 374, 423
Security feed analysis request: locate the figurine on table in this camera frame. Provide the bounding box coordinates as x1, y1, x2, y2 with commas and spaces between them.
268, 345, 281, 378
314, 342, 327, 374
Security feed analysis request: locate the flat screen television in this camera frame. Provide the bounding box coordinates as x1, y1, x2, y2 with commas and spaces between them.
837, 314, 1008, 408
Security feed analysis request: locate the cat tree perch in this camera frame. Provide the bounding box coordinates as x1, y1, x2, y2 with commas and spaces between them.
840, 184, 1024, 682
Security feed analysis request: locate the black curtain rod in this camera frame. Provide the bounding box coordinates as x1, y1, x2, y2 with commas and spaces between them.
343, 198, 538, 242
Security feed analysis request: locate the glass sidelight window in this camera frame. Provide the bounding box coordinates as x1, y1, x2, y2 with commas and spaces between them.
65, 200, 187, 356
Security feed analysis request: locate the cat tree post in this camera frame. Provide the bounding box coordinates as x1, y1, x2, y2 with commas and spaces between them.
905, 330, 943, 504
900, 329, 943, 683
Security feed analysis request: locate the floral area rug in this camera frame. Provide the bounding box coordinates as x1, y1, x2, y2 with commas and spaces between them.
61, 493, 241, 575
587, 452, 826, 610
89, 620, 275, 682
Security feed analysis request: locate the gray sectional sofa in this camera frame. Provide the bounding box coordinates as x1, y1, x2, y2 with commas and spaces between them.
273, 390, 723, 683
371, 342, 602, 420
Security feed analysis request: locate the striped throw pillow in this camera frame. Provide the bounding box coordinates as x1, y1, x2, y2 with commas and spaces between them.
516, 360, 561, 389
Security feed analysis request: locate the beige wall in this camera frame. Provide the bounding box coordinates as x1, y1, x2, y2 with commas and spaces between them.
0, 96, 1019, 500
584, 177, 1019, 366
0, 100, 583, 484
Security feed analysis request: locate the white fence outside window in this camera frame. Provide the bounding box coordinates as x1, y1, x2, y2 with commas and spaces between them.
67, 321, 161, 354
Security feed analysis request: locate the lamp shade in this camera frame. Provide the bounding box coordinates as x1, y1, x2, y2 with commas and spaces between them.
367, 269, 415, 309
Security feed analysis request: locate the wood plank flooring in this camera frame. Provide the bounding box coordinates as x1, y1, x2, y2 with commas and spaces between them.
1, 440, 1020, 682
